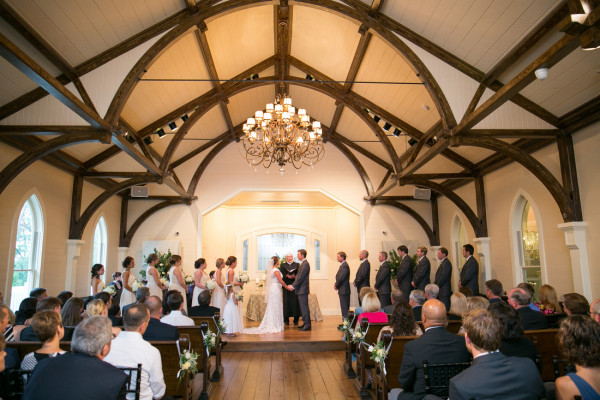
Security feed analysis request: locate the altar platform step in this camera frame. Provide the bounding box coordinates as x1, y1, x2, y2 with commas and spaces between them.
223, 315, 346, 352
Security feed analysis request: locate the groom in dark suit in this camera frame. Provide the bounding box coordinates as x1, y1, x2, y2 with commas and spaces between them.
290, 249, 311, 331
334, 251, 351, 319
396, 245, 413, 303
434, 247, 452, 310
412, 246, 430, 291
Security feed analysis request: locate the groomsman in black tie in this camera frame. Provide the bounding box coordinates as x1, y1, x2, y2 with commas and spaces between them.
354, 250, 371, 306
460, 244, 479, 295
374, 251, 392, 307
412, 246, 431, 291
396, 245, 413, 303
435, 247, 452, 311
334, 251, 350, 319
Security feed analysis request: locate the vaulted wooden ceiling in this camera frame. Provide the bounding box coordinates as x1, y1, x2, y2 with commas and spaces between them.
0, 0, 598, 245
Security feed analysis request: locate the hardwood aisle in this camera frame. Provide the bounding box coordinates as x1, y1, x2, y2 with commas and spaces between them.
209, 351, 361, 400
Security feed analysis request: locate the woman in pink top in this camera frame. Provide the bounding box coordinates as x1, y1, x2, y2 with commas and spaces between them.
359, 293, 388, 323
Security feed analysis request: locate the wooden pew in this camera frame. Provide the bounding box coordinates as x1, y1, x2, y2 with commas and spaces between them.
177, 323, 212, 398
191, 313, 223, 381
373, 331, 419, 400
524, 329, 561, 382
355, 319, 389, 399
445, 321, 462, 334
343, 310, 357, 378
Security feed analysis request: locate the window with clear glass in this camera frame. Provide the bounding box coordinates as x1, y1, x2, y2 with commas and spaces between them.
256, 233, 306, 270
92, 217, 107, 283
11, 195, 44, 310
519, 200, 542, 299
315, 239, 321, 271
242, 239, 249, 271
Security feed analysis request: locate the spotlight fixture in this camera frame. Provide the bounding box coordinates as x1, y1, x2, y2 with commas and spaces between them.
534, 67, 549, 80
251, 73, 259, 80
373, 115, 381, 123
306, 74, 314, 81
383, 122, 392, 131
408, 138, 418, 147
168, 121, 178, 131
393, 128, 402, 137
181, 114, 189, 122
157, 128, 166, 138
143, 136, 154, 145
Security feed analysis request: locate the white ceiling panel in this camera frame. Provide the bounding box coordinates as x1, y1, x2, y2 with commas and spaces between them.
227, 85, 276, 127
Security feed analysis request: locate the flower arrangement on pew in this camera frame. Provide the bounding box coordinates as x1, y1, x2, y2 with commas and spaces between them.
338, 317, 351, 340
203, 329, 217, 356
131, 280, 145, 292
102, 285, 116, 297
367, 340, 389, 373
351, 326, 366, 345
178, 350, 198, 384
216, 319, 226, 336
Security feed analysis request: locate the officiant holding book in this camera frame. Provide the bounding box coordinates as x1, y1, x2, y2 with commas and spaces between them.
280, 252, 301, 325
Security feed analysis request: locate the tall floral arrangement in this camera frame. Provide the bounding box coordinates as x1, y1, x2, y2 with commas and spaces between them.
141, 248, 172, 280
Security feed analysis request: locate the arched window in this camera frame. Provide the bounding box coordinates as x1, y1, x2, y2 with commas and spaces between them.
92, 216, 107, 283
11, 194, 44, 310
512, 195, 544, 300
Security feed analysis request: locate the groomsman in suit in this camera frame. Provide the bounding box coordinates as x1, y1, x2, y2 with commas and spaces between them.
334, 252, 351, 319
396, 245, 413, 303
460, 244, 479, 295
435, 247, 452, 310
354, 250, 371, 306
374, 251, 392, 307
412, 246, 430, 291
290, 249, 311, 331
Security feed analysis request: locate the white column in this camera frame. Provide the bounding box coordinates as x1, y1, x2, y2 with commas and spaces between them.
558, 222, 591, 299
430, 245, 442, 280
473, 237, 491, 291
65, 239, 85, 293
117, 247, 129, 264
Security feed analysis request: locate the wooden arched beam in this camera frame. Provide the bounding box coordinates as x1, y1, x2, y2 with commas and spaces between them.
374, 200, 437, 245
0, 132, 109, 195
186, 138, 234, 196
71, 176, 161, 239
121, 199, 186, 247
452, 135, 575, 221
329, 140, 374, 196
403, 177, 484, 237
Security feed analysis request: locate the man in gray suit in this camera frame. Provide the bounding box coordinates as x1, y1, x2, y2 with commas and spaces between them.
434, 247, 452, 311
334, 251, 351, 319
374, 251, 392, 307
353, 250, 371, 306
396, 245, 413, 303
412, 246, 430, 291
290, 249, 311, 331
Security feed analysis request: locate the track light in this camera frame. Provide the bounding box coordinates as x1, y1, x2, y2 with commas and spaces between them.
157, 129, 166, 138
383, 122, 392, 131
393, 128, 402, 137
408, 138, 418, 146
373, 115, 381, 123
306, 74, 314, 81
251, 73, 259, 80
182, 114, 188, 122
143, 136, 154, 145
168, 121, 178, 131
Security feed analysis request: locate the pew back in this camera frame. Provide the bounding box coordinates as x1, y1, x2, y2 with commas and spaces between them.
524, 329, 561, 382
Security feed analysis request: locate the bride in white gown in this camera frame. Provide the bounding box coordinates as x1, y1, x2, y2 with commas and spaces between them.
243, 256, 286, 334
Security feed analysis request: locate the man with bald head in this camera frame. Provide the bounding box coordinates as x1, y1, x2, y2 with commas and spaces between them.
142, 295, 180, 341
393, 299, 471, 400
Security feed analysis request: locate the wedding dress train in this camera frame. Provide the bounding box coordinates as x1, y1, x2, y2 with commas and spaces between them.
242, 265, 284, 334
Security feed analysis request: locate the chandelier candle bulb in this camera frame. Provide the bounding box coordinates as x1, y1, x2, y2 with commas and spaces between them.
284, 97, 292, 106
274, 104, 283, 113
255, 111, 263, 120
298, 108, 306, 116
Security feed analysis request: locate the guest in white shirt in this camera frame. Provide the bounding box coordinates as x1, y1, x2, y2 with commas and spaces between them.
160, 292, 194, 326
104, 304, 166, 400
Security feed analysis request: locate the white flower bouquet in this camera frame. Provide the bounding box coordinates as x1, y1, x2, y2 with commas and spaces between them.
131, 280, 145, 292
160, 277, 169, 288
206, 280, 216, 290
184, 274, 194, 285
178, 349, 198, 384
216, 319, 226, 335
102, 285, 116, 296
238, 272, 249, 284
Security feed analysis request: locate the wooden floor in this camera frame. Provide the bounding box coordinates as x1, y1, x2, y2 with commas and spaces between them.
208, 351, 360, 400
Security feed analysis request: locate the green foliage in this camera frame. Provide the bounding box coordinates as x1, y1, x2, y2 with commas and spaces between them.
144, 248, 172, 280
12, 271, 28, 287
387, 249, 418, 280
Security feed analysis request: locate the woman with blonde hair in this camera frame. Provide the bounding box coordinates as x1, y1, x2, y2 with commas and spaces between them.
358, 293, 388, 323
211, 258, 227, 317
20, 311, 66, 370
536, 284, 562, 314
86, 299, 107, 317
448, 292, 467, 321
466, 296, 490, 312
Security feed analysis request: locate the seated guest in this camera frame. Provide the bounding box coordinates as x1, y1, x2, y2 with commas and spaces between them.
591, 299, 600, 324
189, 290, 220, 317
409, 290, 426, 322
555, 315, 600, 399
56, 291, 73, 306
86, 299, 108, 317
61, 297, 84, 327
143, 296, 179, 341
424, 283, 439, 300
563, 292, 590, 316
15, 297, 37, 325
358, 293, 388, 323
161, 292, 194, 326
382, 290, 403, 315
93, 291, 112, 308
162, 289, 181, 315
104, 304, 166, 400
29, 288, 48, 300
535, 284, 562, 315
20, 297, 66, 341
467, 296, 489, 311
107, 305, 123, 327
378, 301, 422, 341
0, 335, 13, 400
110, 272, 123, 290
458, 286, 473, 297
0, 306, 17, 369
0, 303, 15, 341
488, 302, 539, 364
23, 316, 128, 400
448, 292, 467, 321
121, 287, 150, 317
449, 309, 545, 400
508, 288, 548, 330
517, 282, 541, 311
392, 299, 471, 400
354, 287, 376, 316
485, 279, 504, 304
20, 311, 66, 370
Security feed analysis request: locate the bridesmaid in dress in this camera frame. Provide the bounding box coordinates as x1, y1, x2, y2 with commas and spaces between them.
146, 253, 166, 299
191, 258, 209, 307
119, 256, 137, 310
167, 255, 188, 313
211, 258, 227, 318
90, 264, 105, 295
223, 256, 244, 335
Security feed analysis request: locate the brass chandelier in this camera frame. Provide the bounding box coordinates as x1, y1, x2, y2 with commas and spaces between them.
242, 94, 324, 173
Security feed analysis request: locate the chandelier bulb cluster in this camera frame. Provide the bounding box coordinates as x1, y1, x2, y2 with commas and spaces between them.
242, 94, 324, 172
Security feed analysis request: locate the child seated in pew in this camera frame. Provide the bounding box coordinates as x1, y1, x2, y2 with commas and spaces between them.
20, 311, 66, 370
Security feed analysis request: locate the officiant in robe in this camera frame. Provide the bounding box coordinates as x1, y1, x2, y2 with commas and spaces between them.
280, 253, 301, 325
